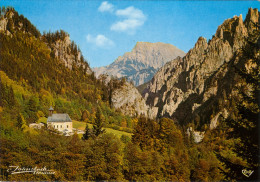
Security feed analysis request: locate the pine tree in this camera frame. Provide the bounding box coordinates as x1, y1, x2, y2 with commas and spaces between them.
0, 81, 7, 106
17, 113, 26, 130
6, 18, 14, 34
7, 86, 16, 107
26, 97, 39, 123
27, 97, 38, 112
81, 110, 88, 121
82, 124, 91, 140
92, 107, 105, 137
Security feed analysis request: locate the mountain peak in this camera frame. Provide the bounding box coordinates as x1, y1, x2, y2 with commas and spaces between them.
133, 41, 178, 50
93, 42, 185, 86
245, 8, 259, 34
245, 7, 259, 23
133, 41, 174, 48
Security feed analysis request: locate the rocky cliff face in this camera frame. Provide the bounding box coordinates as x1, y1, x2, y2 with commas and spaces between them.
143, 8, 259, 129
45, 33, 92, 74
97, 74, 151, 118
93, 42, 185, 86
111, 81, 149, 117
0, 15, 7, 32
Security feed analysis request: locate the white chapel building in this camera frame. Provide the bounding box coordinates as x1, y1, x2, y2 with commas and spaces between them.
47, 106, 73, 135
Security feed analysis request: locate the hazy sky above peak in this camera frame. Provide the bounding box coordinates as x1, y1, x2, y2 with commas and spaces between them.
1, 0, 259, 67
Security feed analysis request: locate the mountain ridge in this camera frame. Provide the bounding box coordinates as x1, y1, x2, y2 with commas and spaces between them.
93, 41, 185, 86
143, 8, 259, 127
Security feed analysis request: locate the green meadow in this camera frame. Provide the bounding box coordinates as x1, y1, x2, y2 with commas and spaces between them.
73, 120, 132, 138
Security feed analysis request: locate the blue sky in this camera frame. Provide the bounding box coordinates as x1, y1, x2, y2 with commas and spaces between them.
1, 0, 259, 67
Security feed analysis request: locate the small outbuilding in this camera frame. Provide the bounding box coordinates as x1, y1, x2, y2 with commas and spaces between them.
29, 123, 44, 129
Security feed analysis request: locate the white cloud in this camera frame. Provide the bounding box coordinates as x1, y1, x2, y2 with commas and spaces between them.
116, 6, 145, 20
111, 6, 146, 34
86, 34, 114, 48
111, 19, 144, 33
98, 1, 114, 13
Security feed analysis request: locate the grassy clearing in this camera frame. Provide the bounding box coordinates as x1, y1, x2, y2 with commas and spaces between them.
73, 120, 87, 130
73, 120, 132, 138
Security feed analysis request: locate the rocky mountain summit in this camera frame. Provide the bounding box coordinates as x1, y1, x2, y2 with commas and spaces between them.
93, 42, 185, 86
143, 8, 259, 130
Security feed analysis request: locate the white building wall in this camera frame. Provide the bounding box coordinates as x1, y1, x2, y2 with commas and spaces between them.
48, 122, 73, 132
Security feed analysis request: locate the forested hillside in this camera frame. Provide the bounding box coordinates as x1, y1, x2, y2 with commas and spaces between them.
0, 7, 135, 126
0, 6, 259, 181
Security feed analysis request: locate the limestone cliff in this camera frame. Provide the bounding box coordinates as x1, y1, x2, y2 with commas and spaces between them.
43, 32, 92, 74
143, 8, 259, 130
93, 42, 185, 86
111, 81, 149, 117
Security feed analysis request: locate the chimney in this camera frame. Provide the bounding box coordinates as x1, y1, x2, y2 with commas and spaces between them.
49, 106, 54, 116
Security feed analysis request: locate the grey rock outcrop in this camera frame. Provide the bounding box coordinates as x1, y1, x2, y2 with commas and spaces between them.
0, 10, 14, 35
187, 127, 205, 143
111, 81, 149, 117
93, 42, 185, 86
48, 35, 92, 74
0, 17, 7, 32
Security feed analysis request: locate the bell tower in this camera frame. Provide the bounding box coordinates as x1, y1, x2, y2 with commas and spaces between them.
49, 106, 54, 116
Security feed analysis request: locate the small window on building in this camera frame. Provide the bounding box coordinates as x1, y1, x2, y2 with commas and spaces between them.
61, 125, 62, 128
67, 125, 68, 128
